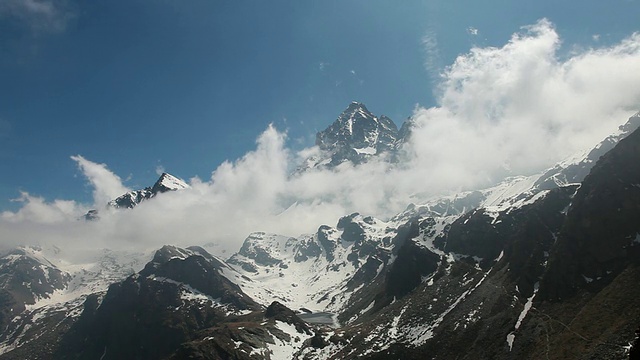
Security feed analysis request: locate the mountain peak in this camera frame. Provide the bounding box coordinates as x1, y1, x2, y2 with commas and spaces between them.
106, 172, 188, 210
313, 102, 398, 164
151, 172, 189, 194
294, 102, 406, 170
346, 101, 368, 112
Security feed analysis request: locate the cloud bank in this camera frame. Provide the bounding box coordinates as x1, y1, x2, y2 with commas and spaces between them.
2, 20, 640, 259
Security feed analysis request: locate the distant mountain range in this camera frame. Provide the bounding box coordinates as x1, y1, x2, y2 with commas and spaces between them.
1, 104, 640, 359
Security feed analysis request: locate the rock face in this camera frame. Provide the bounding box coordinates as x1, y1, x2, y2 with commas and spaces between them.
264, 301, 312, 335
540, 119, 640, 301
0, 248, 70, 332
53, 246, 261, 360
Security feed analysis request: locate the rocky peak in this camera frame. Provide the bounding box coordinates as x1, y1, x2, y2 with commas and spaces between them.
312, 102, 399, 167
151, 173, 189, 194
107, 172, 188, 210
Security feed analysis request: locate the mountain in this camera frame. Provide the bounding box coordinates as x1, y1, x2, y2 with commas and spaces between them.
83, 172, 189, 220
301, 102, 409, 170
1, 105, 640, 359
108, 172, 189, 209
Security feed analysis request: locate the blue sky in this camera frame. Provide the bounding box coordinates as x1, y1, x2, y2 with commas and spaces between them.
1, 0, 639, 211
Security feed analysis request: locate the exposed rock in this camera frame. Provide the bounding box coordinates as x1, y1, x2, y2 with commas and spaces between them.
265, 301, 312, 336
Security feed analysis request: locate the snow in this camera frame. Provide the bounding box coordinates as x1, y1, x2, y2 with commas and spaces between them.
407, 270, 491, 346
359, 301, 375, 315
482, 175, 542, 213
226, 215, 396, 313
506, 282, 539, 351
265, 320, 312, 359
412, 215, 457, 257
23, 247, 150, 311
353, 146, 377, 155
157, 173, 189, 190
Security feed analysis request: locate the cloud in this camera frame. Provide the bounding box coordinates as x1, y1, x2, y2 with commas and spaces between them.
423, 19, 640, 179
155, 164, 166, 176
2, 19, 640, 260
422, 28, 442, 80
70, 155, 130, 207
0, 0, 74, 33
1, 192, 85, 224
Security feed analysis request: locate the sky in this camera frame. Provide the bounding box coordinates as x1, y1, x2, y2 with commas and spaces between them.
1, 0, 640, 257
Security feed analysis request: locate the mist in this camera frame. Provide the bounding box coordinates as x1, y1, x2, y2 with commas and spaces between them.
2, 20, 640, 259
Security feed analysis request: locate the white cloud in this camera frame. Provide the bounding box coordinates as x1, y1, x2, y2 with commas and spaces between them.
422, 19, 640, 179
422, 28, 442, 80
155, 164, 166, 176
70, 155, 130, 207
1, 192, 85, 224
2, 19, 640, 260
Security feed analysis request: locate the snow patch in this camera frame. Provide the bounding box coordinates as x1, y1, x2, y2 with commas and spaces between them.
507, 282, 539, 351
354, 147, 377, 155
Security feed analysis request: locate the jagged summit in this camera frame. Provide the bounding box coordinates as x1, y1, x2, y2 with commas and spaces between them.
306, 101, 404, 168
151, 173, 189, 194
108, 172, 188, 210
316, 101, 398, 151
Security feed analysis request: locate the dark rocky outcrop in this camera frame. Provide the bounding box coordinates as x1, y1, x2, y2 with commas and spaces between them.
0, 249, 70, 332
541, 123, 640, 301
54, 247, 260, 360
317, 225, 338, 261
265, 301, 312, 335
385, 239, 440, 298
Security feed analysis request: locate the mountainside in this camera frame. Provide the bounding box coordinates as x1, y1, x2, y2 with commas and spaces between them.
1, 105, 639, 359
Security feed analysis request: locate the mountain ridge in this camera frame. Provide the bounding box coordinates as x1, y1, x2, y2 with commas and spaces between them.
1, 104, 640, 359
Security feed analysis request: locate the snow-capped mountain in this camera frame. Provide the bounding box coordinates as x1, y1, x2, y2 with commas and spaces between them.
225, 213, 407, 315
108, 172, 189, 210
302, 102, 407, 170
83, 172, 189, 220
1, 105, 640, 359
